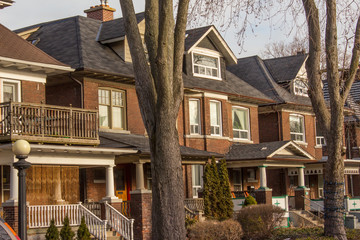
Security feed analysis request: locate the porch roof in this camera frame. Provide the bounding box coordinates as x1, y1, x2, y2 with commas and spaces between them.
226, 141, 315, 163
99, 132, 223, 159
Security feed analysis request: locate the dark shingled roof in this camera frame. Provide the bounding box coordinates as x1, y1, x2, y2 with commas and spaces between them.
263, 54, 308, 83
0, 24, 68, 67
184, 25, 212, 51
16, 16, 134, 77
99, 132, 223, 158
97, 12, 145, 42
226, 141, 312, 161
227, 55, 312, 106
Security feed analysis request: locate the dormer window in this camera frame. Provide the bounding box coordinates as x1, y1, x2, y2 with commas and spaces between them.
294, 79, 308, 97
192, 50, 221, 80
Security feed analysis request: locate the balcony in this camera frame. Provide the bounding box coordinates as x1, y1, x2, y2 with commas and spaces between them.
0, 102, 99, 145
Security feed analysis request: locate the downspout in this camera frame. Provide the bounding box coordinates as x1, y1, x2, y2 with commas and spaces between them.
69, 73, 84, 109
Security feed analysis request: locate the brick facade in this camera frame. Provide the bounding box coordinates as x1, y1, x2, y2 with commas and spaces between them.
255, 189, 272, 204
85, 168, 106, 202
22, 81, 45, 104
84, 5, 115, 22
130, 191, 152, 240
3, 205, 18, 234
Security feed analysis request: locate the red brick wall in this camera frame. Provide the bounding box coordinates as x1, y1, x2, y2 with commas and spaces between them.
259, 112, 279, 142
83, 79, 98, 110
22, 81, 45, 104
46, 81, 81, 108
85, 168, 106, 202
86, 9, 114, 22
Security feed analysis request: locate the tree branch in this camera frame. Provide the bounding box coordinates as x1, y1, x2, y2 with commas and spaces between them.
173, 0, 190, 110
341, 16, 360, 103
302, 0, 331, 134
119, 0, 157, 134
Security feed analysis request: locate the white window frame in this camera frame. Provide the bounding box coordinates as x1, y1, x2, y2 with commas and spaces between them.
192, 49, 221, 80
1, 79, 21, 102
232, 106, 251, 140
233, 169, 242, 191
290, 114, 305, 142
98, 88, 126, 130
210, 100, 222, 136
315, 119, 326, 146
192, 165, 204, 198
189, 98, 201, 135
293, 79, 308, 97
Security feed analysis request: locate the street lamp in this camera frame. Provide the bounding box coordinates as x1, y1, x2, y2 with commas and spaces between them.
12, 140, 31, 240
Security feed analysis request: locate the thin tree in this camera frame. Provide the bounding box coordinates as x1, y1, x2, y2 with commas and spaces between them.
217, 159, 233, 220
118, 0, 190, 239
203, 157, 220, 219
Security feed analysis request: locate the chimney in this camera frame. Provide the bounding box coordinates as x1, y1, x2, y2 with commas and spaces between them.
84, 0, 116, 22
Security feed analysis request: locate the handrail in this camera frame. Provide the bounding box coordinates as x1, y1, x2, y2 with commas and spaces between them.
79, 205, 107, 240
104, 201, 134, 240
301, 195, 324, 221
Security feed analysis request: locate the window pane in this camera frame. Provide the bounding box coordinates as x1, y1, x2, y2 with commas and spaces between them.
112, 91, 123, 106
112, 106, 124, 129
290, 115, 303, 133
194, 54, 217, 68
98, 89, 110, 105
189, 100, 199, 125
99, 105, 110, 127
233, 108, 248, 130
210, 102, 220, 125
3, 85, 15, 102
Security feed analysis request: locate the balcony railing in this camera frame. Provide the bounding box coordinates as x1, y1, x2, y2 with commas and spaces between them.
0, 101, 99, 145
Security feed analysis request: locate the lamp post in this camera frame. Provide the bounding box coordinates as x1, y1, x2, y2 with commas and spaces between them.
12, 140, 31, 240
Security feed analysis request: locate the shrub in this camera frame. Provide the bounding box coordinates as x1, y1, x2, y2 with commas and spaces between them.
185, 215, 198, 229
237, 204, 284, 240
217, 159, 234, 220
242, 195, 257, 207
203, 157, 220, 219
46, 219, 60, 240
60, 216, 75, 240
188, 219, 242, 240
77, 217, 91, 240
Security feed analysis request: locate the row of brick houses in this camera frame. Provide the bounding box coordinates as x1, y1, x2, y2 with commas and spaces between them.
1, 1, 360, 239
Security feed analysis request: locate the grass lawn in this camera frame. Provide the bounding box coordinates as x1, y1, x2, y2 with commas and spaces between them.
271, 227, 360, 240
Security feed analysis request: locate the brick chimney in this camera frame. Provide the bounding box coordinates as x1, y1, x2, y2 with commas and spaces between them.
84, 0, 116, 22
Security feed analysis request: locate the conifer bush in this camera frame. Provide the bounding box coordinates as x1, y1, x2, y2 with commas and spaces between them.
242, 195, 257, 207
77, 216, 91, 240
60, 216, 75, 240
217, 159, 234, 220
46, 219, 60, 240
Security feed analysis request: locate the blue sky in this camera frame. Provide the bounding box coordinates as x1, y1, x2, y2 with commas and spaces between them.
0, 0, 290, 58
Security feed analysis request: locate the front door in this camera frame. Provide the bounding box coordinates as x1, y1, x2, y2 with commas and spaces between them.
114, 166, 128, 201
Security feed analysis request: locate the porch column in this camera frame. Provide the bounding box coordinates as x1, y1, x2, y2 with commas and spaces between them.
102, 165, 119, 202
54, 166, 65, 204
255, 166, 272, 204
295, 166, 310, 210
8, 165, 18, 203
259, 165, 267, 189
135, 162, 145, 190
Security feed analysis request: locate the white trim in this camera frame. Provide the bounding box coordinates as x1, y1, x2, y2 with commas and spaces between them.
232, 106, 251, 141
0, 68, 47, 83
1, 79, 21, 102
268, 141, 314, 160
289, 114, 306, 143
189, 98, 201, 135
192, 50, 222, 80
203, 92, 228, 100
209, 100, 222, 136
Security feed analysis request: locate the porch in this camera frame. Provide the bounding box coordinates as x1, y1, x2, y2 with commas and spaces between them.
0, 101, 99, 145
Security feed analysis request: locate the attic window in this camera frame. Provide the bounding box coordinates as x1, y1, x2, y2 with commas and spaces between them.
294, 79, 308, 97
192, 51, 221, 80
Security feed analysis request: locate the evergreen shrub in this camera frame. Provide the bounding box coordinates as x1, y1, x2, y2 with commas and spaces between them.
60, 216, 75, 240
45, 219, 60, 240
77, 216, 91, 240
242, 195, 257, 207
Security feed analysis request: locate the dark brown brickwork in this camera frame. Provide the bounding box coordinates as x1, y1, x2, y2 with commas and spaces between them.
83, 79, 99, 110
85, 168, 106, 202
130, 191, 152, 240
46, 81, 81, 108
3, 205, 18, 234
255, 189, 272, 204
295, 188, 310, 210
259, 112, 279, 142
22, 81, 45, 104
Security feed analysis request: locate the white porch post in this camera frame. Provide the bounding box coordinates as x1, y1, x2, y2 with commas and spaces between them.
54, 167, 65, 204
102, 165, 119, 202
298, 167, 305, 188
7, 165, 18, 204
259, 166, 267, 189
135, 162, 145, 190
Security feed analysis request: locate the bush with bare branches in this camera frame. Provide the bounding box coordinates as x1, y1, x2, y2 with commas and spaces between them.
187, 219, 242, 240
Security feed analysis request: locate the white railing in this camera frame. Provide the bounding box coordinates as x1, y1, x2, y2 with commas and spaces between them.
104, 202, 134, 240
79, 205, 107, 240
28, 204, 107, 240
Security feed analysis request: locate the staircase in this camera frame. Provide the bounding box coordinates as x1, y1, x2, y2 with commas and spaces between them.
289, 210, 324, 227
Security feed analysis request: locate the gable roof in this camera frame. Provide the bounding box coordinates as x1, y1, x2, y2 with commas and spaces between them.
226, 141, 314, 161
185, 25, 237, 65
0, 0, 14, 9
263, 54, 308, 83
227, 55, 313, 106
99, 132, 223, 158
0, 24, 72, 74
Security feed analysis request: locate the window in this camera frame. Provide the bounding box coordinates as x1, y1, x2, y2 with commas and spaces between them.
247, 168, 257, 182
210, 101, 222, 135
192, 165, 203, 198
232, 107, 250, 140
189, 99, 201, 134
146, 164, 152, 190
192, 52, 220, 79
98, 89, 126, 129
290, 114, 305, 142
1, 80, 20, 102
294, 79, 308, 97
316, 120, 326, 146
233, 169, 242, 191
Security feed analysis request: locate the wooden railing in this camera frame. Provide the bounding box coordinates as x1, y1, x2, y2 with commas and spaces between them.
28, 204, 107, 240
0, 101, 99, 145
105, 202, 134, 240
184, 198, 204, 211
83, 202, 102, 218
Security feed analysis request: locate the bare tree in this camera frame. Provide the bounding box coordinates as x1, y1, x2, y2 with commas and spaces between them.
118, 0, 189, 239
261, 36, 308, 58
